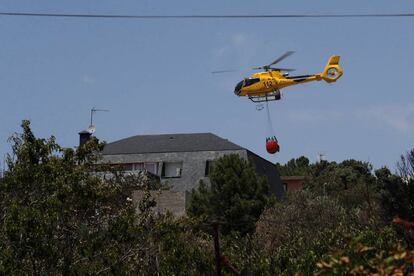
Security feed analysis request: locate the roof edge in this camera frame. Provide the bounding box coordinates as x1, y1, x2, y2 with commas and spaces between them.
246, 150, 276, 167
101, 148, 247, 156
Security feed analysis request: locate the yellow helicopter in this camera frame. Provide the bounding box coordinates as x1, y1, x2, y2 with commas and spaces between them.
227, 51, 343, 102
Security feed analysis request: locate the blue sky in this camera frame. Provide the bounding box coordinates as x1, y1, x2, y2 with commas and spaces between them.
1, 1, 414, 170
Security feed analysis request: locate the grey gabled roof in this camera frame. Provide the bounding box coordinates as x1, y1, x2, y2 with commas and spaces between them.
102, 133, 244, 155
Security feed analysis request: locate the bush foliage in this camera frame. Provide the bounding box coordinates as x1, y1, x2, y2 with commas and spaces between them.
1, 121, 413, 274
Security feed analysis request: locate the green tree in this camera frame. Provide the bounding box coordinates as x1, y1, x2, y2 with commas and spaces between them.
375, 167, 410, 220
254, 189, 398, 275
303, 159, 380, 218
256, 191, 360, 274
375, 151, 414, 247
396, 149, 414, 220
188, 154, 269, 234
275, 155, 312, 176
0, 121, 159, 274
254, 157, 396, 274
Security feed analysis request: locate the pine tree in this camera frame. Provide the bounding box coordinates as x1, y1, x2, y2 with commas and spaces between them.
188, 154, 269, 234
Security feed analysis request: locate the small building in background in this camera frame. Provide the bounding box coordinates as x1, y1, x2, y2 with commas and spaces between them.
100, 133, 284, 215
281, 176, 307, 193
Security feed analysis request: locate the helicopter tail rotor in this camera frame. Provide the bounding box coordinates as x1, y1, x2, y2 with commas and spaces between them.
321, 55, 343, 83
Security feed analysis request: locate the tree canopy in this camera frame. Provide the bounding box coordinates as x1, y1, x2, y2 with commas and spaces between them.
0, 121, 145, 274
275, 155, 312, 176
188, 154, 269, 234
2, 120, 414, 274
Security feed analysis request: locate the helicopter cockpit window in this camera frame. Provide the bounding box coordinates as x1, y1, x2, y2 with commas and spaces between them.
244, 78, 260, 87
234, 80, 244, 92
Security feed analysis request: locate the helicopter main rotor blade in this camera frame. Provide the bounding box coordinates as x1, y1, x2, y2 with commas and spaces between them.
252, 67, 295, 72
269, 51, 295, 66
270, 67, 296, 72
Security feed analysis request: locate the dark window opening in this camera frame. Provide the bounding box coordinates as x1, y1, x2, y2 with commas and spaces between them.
111, 163, 133, 171
205, 160, 216, 176
161, 162, 183, 178
144, 162, 158, 175
234, 80, 244, 92
244, 78, 260, 87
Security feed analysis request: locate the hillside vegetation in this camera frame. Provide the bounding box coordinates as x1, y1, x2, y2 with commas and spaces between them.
1, 121, 413, 275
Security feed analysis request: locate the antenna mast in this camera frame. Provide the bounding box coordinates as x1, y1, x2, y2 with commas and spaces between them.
90, 107, 109, 127
317, 152, 326, 162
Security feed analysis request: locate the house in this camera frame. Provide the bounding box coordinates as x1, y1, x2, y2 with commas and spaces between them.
281, 176, 307, 192
99, 132, 284, 214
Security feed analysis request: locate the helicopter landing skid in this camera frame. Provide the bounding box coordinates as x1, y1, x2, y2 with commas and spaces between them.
248, 91, 281, 103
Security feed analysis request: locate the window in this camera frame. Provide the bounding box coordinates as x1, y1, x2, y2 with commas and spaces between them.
205, 160, 216, 176
122, 163, 133, 171
283, 183, 288, 192
162, 162, 183, 178
234, 80, 244, 92
244, 78, 260, 87
144, 162, 158, 175
133, 163, 144, 171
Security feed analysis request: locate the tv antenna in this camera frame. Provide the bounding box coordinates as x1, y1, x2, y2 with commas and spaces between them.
89, 107, 109, 128
317, 152, 326, 162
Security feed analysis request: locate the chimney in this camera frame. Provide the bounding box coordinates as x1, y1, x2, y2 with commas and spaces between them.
78, 130, 92, 146
78, 125, 96, 147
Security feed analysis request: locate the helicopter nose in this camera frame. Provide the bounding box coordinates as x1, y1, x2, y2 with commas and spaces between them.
234, 80, 243, 95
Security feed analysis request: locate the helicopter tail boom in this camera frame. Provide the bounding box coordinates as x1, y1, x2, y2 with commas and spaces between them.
321, 55, 343, 83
